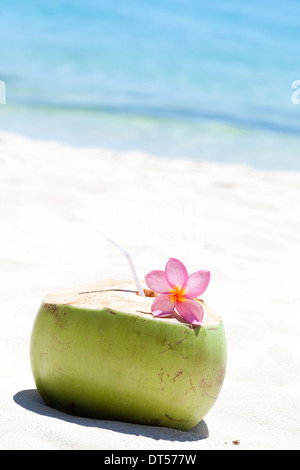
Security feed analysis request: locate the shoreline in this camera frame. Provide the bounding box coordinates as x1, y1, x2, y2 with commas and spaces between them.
1, 128, 299, 172
1, 130, 299, 449
1, 119, 300, 172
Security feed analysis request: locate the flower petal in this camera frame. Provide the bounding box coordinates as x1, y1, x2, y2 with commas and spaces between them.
183, 270, 211, 298
152, 310, 174, 318
151, 293, 175, 316
165, 258, 188, 289
145, 270, 171, 294
175, 298, 204, 325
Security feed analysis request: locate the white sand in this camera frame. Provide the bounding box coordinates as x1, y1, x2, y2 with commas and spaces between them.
0, 131, 299, 450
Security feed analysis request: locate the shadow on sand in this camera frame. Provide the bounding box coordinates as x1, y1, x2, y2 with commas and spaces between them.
13, 389, 209, 443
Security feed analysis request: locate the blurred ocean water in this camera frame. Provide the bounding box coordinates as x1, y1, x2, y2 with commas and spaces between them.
0, 0, 300, 169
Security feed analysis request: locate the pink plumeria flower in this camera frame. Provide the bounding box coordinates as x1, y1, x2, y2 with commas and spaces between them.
145, 258, 211, 326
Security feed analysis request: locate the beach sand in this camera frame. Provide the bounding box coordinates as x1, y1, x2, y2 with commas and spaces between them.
0, 130, 299, 450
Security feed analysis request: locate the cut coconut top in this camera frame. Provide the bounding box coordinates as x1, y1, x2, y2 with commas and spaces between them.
43, 279, 221, 327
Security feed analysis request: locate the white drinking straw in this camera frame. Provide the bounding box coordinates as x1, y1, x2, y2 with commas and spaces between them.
97, 229, 145, 297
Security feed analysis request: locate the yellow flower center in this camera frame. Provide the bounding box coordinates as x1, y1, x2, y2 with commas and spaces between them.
170, 285, 186, 303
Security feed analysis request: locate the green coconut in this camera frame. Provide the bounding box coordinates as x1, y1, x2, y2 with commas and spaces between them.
30, 279, 226, 431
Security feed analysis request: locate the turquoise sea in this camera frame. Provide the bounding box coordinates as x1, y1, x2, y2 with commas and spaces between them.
0, 0, 300, 170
